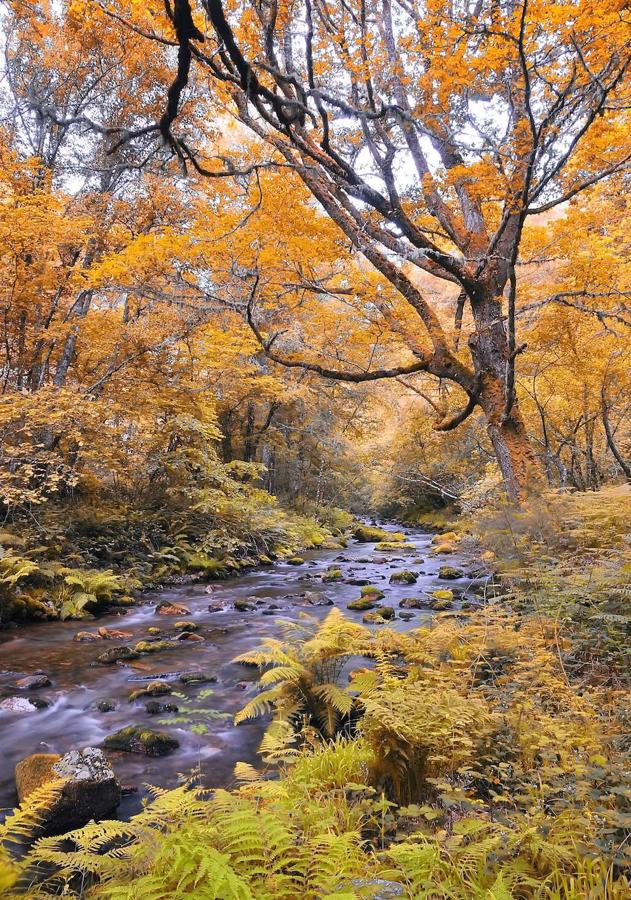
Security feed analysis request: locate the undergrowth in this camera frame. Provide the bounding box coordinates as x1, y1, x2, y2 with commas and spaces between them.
1, 487, 629, 897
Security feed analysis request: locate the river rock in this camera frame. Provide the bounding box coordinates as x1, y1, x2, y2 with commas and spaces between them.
180, 671, 217, 685
134, 640, 178, 654
15, 748, 121, 835
93, 699, 118, 713
176, 630, 204, 642
438, 565, 464, 580
74, 631, 101, 642
286, 556, 305, 565
389, 570, 418, 584
347, 596, 379, 611
234, 599, 256, 612
128, 681, 172, 702
174, 621, 197, 631
155, 600, 191, 616
399, 597, 428, 609
103, 726, 179, 757
16, 673, 51, 690
1, 696, 41, 713
96, 645, 140, 665
398, 611, 416, 620
145, 700, 179, 715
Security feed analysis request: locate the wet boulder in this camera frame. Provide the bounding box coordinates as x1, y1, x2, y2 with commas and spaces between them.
399, 597, 428, 609
438, 565, 463, 580
15, 748, 121, 835
398, 611, 416, 620
389, 570, 418, 585
16, 673, 51, 690
175, 630, 204, 642
128, 681, 172, 702
234, 599, 256, 612
347, 596, 379, 611
155, 600, 191, 616
133, 640, 178, 654
96, 645, 140, 665
286, 556, 305, 565
180, 671, 217, 685
93, 698, 118, 713
1, 696, 43, 713
103, 726, 179, 757
145, 700, 179, 715
322, 567, 343, 582
174, 620, 198, 631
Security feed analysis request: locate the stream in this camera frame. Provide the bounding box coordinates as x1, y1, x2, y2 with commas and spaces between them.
0, 524, 481, 818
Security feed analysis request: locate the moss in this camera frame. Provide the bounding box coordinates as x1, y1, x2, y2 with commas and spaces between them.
258, 555, 273, 565
353, 525, 390, 542
322, 567, 343, 582
96, 646, 140, 665
234, 599, 256, 612
287, 556, 305, 565
133, 640, 178, 654
360, 586, 385, 599
179, 672, 217, 685
432, 589, 454, 601
374, 542, 415, 552
103, 726, 179, 757
173, 620, 197, 631
128, 681, 172, 702
146, 626, 162, 635
389, 570, 418, 584
347, 596, 379, 611
438, 565, 463, 580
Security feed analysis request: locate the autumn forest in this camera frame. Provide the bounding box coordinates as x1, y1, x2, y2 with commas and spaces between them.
0, 0, 630, 896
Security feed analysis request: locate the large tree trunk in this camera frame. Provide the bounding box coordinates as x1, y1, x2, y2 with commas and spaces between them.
470, 291, 540, 500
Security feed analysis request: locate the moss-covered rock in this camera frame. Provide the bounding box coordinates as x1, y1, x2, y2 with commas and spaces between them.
128, 681, 172, 703
347, 596, 379, 611
147, 626, 162, 635
362, 611, 389, 624
389, 570, 418, 584
438, 565, 463, 580
234, 599, 256, 612
96, 646, 140, 665
374, 542, 415, 552
430, 589, 454, 610
103, 726, 179, 757
353, 525, 390, 542
360, 586, 385, 599
179, 671, 217, 685
174, 620, 197, 631
287, 556, 305, 566
376, 606, 395, 620
432, 589, 454, 602
322, 567, 343, 582
133, 640, 178, 654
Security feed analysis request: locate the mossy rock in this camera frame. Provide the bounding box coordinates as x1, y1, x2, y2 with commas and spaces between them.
320, 539, 343, 550
109, 595, 135, 607
438, 565, 463, 580
180, 672, 217, 685
174, 620, 197, 631
431, 531, 459, 544
133, 640, 178, 654
353, 525, 390, 543
128, 681, 172, 703
362, 610, 394, 624
431, 599, 453, 610
287, 556, 305, 566
147, 626, 162, 635
389, 570, 418, 584
374, 542, 415, 552
376, 605, 395, 620
258, 555, 273, 565
360, 586, 385, 600
432, 543, 458, 555
322, 567, 343, 582
96, 646, 140, 665
432, 589, 454, 602
103, 726, 179, 757
347, 596, 379, 611
234, 599, 256, 612
94, 699, 117, 713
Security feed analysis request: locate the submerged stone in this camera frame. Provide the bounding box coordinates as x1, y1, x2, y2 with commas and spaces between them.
133, 640, 178, 654
128, 681, 172, 702
16, 673, 51, 690
179, 671, 217, 685
438, 565, 463, 579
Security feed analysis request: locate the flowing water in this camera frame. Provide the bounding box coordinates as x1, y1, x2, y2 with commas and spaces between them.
0, 524, 481, 818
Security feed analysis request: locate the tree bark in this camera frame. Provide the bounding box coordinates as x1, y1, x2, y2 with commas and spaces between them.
470, 290, 540, 500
